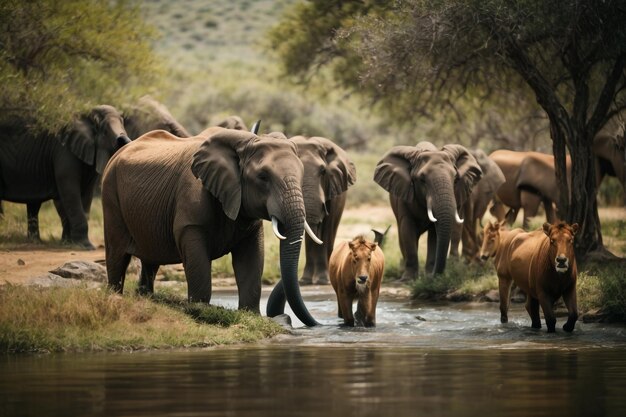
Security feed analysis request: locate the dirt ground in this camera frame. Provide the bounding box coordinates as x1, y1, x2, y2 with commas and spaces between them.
1, 206, 624, 286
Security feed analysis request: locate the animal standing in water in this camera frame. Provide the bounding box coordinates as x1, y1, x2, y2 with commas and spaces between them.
329, 235, 385, 327
480, 221, 579, 333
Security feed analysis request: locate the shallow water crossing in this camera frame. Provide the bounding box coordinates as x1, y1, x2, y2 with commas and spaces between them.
2, 285, 626, 417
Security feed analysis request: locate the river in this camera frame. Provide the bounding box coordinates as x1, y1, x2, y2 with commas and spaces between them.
1, 285, 625, 417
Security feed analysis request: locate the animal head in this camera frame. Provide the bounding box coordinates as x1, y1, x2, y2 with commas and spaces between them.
191, 127, 304, 224
290, 136, 356, 225
374, 142, 482, 223
348, 236, 378, 293
479, 220, 504, 260
542, 222, 579, 274
60, 105, 130, 174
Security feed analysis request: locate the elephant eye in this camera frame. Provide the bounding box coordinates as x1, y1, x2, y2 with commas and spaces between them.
257, 171, 269, 182
319, 165, 326, 176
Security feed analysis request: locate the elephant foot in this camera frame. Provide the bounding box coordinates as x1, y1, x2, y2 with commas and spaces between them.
299, 276, 313, 285
315, 274, 330, 285
399, 270, 417, 282
73, 239, 96, 250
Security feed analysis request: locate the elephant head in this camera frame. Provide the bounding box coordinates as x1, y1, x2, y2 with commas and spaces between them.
123, 96, 191, 139
59, 105, 130, 174
374, 142, 482, 275
290, 136, 356, 228
216, 115, 249, 131
191, 127, 319, 325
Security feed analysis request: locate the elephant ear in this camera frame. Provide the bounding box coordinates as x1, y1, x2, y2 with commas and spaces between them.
58, 116, 95, 166
314, 137, 356, 199
443, 144, 483, 207
374, 146, 418, 202
472, 149, 505, 193
191, 128, 254, 220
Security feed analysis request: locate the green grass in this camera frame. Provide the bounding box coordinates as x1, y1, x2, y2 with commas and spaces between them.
0, 284, 284, 354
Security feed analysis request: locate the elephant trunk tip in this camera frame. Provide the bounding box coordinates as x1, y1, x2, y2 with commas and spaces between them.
116, 134, 131, 148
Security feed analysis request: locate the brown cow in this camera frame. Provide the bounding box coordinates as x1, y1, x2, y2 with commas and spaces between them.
480, 220, 579, 333
329, 235, 385, 327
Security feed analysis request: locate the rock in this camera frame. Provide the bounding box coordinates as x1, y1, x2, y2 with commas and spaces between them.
481, 289, 500, 302
445, 290, 473, 302
270, 314, 293, 328
415, 315, 427, 321
49, 260, 107, 282
26, 273, 83, 288
17, 259, 25, 266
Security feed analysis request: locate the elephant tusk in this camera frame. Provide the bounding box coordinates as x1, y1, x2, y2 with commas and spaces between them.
251, 120, 261, 134
427, 199, 437, 223
304, 221, 323, 245
455, 211, 464, 224
271, 216, 286, 240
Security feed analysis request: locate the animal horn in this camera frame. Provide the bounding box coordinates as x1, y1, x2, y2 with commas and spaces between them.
304, 220, 323, 245
455, 211, 464, 224
271, 216, 286, 240
250, 120, 261, 134
427, 199, 437, 223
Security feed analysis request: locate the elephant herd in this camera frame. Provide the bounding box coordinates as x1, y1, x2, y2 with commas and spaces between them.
1, 97, 624, 326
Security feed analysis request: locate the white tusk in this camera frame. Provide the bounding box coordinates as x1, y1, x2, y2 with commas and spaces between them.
427, 199, 437, 223
455, 211, 464, 224
304, 221, 323, 245
271, 216, 286, 240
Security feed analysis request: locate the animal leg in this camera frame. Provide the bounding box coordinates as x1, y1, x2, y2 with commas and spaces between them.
106, 252, 131, 294
425, 226, 437, 274
178, 227, 212, 303
339, 294, 354, 326
520, 190, 541, 230
561, 286, 579, 332
395, 211, 419, 281
537, 294, 557, 333
138, 261, 159, 296
26, 202, 42, 241
525, 297, 542, 329
498, 276, 513, 323
231, 226, 263, 313
53, 200, 71, 241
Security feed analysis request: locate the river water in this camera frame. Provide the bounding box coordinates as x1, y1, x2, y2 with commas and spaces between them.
2, 285, 626, 417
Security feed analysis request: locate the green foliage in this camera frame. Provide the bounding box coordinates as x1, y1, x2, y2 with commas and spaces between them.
0, 0, 163, 132
578, 262, 626, 321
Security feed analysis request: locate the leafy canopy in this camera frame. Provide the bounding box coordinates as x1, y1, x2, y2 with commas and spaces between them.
0, 0, 163, 132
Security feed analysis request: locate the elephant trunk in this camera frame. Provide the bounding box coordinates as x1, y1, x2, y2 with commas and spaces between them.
266, 176, 320, 326
429, 177, 456, 275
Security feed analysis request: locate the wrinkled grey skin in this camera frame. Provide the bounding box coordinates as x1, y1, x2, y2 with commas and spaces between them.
593, 112, 625, 203
0, 105, 130, 249
123, 95, 191, 139
292, 136, 356, 285
102, 127, 318, 325
450, 149, 505, 261
374, 142, 482, 280
217, 115, 249, 131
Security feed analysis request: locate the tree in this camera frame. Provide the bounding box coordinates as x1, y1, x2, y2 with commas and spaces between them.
269, 0, 626, 258
0, 0, 163, 132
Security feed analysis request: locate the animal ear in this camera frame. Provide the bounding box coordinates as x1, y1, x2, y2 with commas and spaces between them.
374, 146, 418, 201
58, 117, 95, 166
316, 137, 356, 199
443, 145, 483, 207
571, 223, 579, 235
191, 128, 255, 220
542, 222, 552, 236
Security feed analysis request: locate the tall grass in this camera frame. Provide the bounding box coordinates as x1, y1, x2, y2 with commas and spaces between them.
0, 285, 283, 354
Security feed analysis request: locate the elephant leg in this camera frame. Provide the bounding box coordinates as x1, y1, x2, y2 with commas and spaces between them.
137, 261, 159, 296
450, 222, 462, 257
305, 234, 330, 285
520, 190, 541, 230
231, 224, 263, 313
54, 164, 94, 249
178, 226, 212, 303
106, 251, 131, 294
395, 212, 419, 281
300, 236, 317, 285
26, 202, 42, 241
425, 226, 437, 275
53, 200, 71, 241
543, 198, 557, 223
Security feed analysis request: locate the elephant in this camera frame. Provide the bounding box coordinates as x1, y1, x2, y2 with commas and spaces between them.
450, 149, 506, 261
488, 150, 571, 229
373, 142, 482, 280
593, 113, 625, 201
0, 105, 130, 248
289, 135, 356, 285
122, 95, 191, 139
102, 127, 321, 326
216, 115, 249, 131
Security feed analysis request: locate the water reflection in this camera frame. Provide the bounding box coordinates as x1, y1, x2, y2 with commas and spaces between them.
2, 347, 626, 417
1, 287, 626, 417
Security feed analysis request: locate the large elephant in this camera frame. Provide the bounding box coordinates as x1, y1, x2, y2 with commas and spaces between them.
290, 135, 356, 285
0, 105, 130, 248
488, 150, 571, 229
102, 127, 320, 326
593, 114, 625, 200
450, 149, 505, 261
373, 142, 482, 280
123, 95, 191, 139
